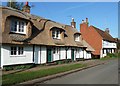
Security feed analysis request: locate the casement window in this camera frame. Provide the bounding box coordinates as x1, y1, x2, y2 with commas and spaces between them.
76, 49, 79, 53
52, 30, 60, 39
53, 47, 59, 54
10, 46, 24, 56
11, 19, 26, 34
74, 34, 80, 41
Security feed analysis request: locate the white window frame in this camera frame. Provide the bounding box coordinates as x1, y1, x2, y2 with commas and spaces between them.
10, 46, 24, 56
75, 34, 80, 42
53, 47, 59, 54
11, 19, 26, 34
52, 30, 61, 39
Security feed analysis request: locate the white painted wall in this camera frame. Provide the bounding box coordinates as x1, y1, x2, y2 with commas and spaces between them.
0, 45, 3, 68
34, 45, 40, 64
102, 40, 117, 48
86, 52, 91, 59
80, 49, 84, 59
67, 48, 71, 59
52, 47, 60, 61
2, 45, 33, 67
41, 46, 47, 64
83, 50, 87, 59
75, 49, 79, 59
60, 47, 66, 60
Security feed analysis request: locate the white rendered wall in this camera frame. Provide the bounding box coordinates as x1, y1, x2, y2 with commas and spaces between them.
40, 46, 47, 64
84, 50, 87, 59
80, 49, 84, 58
34, 45, 40, 64
0, 46, 3, 68
67, 48, 71, 59
52, 52, 59, 61
86, 52, 91, 59
60, 47, 66, 60
2, 45, 33, 67
102, 40, 117, 48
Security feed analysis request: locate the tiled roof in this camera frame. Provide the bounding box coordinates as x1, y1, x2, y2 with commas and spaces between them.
92, 26, 116, 42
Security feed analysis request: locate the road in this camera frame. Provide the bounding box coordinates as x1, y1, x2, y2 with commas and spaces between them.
40, 59, 118, 84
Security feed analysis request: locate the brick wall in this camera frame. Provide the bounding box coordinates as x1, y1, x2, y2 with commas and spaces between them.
80, 23, 102, 55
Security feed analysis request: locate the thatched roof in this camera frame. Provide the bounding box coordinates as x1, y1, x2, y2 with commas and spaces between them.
82, 40, 95, 51
1, 6, 94, 51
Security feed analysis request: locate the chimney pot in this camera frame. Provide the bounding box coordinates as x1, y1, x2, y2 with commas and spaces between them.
72, 18, 74, 22
82, 20, 84, 23
71, 18, 76, 28
22, 1, 31, 13
26, 1, 28, 6
105, 28, 110, 33
86, 18, 88, 23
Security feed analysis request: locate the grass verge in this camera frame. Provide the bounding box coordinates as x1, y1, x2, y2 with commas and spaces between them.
100, 52, 120, 60
2, 63, 86, 86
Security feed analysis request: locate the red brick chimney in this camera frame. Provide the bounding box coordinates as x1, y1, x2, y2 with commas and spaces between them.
86, 18, 88, 23
22, 1, 31, 13
71, 18, 76, 28
80, 18, 89, 35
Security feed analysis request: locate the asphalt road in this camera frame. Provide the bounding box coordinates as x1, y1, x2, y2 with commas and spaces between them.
41, 59, 118, 84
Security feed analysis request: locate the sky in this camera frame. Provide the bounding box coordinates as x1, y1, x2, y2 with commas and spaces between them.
2, 2, 118, 38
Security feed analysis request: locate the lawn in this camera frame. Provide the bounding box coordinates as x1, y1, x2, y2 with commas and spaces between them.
2, 63, 87, 86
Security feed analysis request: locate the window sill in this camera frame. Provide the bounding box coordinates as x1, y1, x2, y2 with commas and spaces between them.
10, 31, 26, 35
53, 38, 61, 40
10, 55, 26, 57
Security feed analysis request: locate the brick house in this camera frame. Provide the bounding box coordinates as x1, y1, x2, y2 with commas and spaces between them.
80, 18, 117, 58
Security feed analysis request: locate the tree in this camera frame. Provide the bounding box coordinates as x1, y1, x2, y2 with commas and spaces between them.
7, 0, 24, 10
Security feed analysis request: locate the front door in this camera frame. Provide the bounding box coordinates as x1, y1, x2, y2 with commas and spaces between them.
47, 48, 52, 62
71, 49, 74, 61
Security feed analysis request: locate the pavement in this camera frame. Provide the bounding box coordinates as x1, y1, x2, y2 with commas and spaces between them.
13, 59, 114, 85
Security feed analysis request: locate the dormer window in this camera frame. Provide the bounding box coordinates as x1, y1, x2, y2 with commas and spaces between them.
74, 34, 80, 42
52, 29, 60, 39
11, 19, 26, 34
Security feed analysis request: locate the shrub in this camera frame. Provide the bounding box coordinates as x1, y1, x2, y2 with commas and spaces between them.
3, 66, 14, 71
3, 64, 35, 71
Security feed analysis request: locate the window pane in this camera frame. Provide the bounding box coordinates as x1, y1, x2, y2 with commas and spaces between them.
52, 30, 55, 38
11, 47, 17, 55
56, 30, 59, 37
11, 21, 17, 32
19, 22, 24, 32
53, 48, 55, 54
18, 47, 23, 55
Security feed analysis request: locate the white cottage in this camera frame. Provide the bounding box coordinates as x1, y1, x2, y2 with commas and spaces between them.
0, 4, 94, 68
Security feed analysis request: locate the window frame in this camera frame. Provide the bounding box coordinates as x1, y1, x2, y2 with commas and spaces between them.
10, 46, 24, 56
53, 47, 59, 54
74, 34, 80, 42
10, 19, 26, 34
52, 29, 61, 39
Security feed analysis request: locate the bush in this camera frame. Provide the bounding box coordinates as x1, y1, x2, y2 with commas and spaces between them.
107, 53, 117, 58
3, 64, 35, 71
3, 66, 14, 71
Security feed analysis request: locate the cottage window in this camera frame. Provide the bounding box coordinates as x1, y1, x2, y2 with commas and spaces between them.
52, 30, 60, 39
75, 34, 80, 41
10, 46, 24, 56
53, 47, 59, 54
11, 47, 17, 55
11, 19, 26, 34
